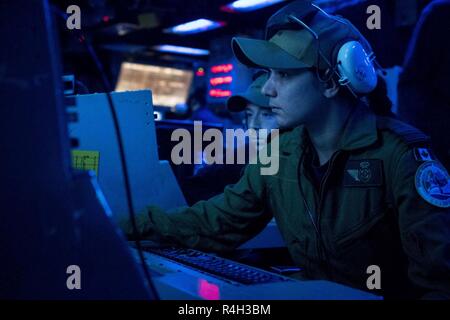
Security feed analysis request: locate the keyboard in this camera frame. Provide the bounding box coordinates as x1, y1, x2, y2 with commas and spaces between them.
130, 243, 381, 299
143, 246, 291, 285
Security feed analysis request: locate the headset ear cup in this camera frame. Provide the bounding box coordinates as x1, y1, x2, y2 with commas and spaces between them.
330, 38, 352, 67
328, 38, 355, 86
336, 40, 377, 94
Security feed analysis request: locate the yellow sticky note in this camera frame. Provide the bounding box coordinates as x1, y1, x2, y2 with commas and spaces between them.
71, 150, 100, 176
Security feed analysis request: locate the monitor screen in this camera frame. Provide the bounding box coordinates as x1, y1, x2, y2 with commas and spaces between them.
115, 62, 193, 108
69, 90, 187, 219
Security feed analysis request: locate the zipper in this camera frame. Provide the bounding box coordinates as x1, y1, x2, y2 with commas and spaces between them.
297, 152, 322, 267
317, 151, 342, 226
298, 149, 342, 277
315, 150, 342, 278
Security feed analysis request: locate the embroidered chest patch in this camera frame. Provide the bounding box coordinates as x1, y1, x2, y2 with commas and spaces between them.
343, 159, 384, 187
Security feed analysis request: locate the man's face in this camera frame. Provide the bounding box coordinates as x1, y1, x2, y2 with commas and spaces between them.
245, 104, 278, 131
245, 103, 278, 150
261, 68, 326, 128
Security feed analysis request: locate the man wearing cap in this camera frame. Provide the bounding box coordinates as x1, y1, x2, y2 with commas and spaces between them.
125, 1, 450, 299
228, 71, 279, 150
181, 72, 278, 205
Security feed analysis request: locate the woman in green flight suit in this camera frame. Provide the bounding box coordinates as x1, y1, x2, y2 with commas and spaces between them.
124, 1, 450, 299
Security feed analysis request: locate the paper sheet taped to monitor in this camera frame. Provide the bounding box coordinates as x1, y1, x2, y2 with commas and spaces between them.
71, 150, 100, 176
68, 90, 186, 221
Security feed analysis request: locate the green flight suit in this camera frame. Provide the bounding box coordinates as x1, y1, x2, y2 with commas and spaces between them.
125, 104, 450, 299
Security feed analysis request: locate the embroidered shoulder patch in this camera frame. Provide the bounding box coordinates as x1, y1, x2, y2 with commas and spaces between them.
415, 161, 450, 208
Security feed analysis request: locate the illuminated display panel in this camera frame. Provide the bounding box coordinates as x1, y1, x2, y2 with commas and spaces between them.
207, 62, 235, 101
115, 62, 193, 108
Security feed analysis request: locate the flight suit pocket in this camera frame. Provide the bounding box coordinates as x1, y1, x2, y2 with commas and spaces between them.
331, 206, 386, 255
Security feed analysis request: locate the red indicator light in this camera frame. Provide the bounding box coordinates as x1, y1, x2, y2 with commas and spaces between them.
210, 76, 232, 86
210, 64, 233, 74
209, 89, 232, 97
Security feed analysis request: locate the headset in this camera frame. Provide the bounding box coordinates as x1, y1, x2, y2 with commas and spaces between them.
287, 4, 379, 97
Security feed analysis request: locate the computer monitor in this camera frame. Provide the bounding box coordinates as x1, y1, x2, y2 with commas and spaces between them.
115, 62, 193, 109
68, 89, 187, 222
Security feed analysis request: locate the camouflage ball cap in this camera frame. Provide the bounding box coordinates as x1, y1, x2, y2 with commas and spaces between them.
227, 72, 270, 112
232, 0, 373, 71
